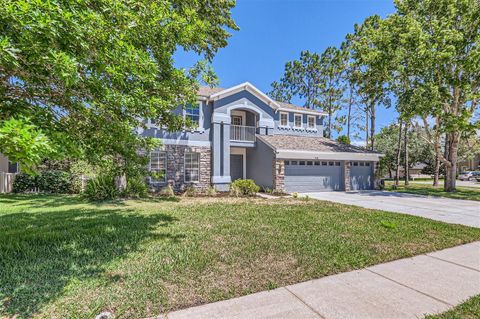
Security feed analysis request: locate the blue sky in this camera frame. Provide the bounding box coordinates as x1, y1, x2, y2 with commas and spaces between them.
175, 0, 397, 143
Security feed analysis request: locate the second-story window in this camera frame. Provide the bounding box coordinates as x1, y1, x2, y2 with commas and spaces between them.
308, 116, 316, 129
294, 114, 303, 128
280, 112, 288, 126
185, 103, 201, 127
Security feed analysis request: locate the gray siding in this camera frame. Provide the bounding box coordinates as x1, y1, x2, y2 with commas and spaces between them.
246, 139, 274, 189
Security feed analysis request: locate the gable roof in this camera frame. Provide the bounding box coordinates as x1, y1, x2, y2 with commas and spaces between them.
198, 83, 326, 115
258, 135, 382, 161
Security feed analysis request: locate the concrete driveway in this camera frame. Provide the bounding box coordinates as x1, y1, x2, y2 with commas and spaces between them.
303, 191, 480, 228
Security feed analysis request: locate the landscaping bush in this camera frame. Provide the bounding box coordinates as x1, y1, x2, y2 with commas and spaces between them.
36, 171, 73, 193
13, 171, 74, 193
230, 179, 260, 196
205, 186, 217, 196
83, 174, 118, 201
12, 173, 37, 193
124, 176, 148, 198
183, 185, 197, 197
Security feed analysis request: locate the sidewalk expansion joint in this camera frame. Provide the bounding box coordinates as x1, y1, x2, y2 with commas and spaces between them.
284, 287, 327, 319
365, 268, 453, 307
425, 254, 480, 273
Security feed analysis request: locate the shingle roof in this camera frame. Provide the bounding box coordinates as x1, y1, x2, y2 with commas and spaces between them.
277, 101, 322, 113
198, 86, 324, 114
198, 86, 224, 97
258, 135, 381, 154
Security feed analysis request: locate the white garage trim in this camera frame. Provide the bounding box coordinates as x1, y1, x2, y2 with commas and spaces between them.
276, 150, 382, 161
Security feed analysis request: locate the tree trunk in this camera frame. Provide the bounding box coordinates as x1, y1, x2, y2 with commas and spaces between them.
365, 110, 369, 148
395, 120, 403, 187
404, 121, 409, 186
433, 153, 440, 186
328, 110, 332, 139
444, 132, 459, 192
347, 86, 353, 140
370, 102, 376, 150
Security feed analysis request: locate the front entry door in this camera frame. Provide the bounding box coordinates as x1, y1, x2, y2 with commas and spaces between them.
230, 154, 244, 181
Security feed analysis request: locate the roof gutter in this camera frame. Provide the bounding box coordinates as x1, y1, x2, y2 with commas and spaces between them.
276, 150, 383, 161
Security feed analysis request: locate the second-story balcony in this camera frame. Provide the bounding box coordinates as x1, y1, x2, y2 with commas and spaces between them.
230, 125, 256, 142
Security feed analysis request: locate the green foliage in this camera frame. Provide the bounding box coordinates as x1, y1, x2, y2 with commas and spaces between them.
83, 174, 118, 201
205, 186, 217, 197
0, 0, 237, 168
183, 185, 197, 197
0, 118, 54, 174
69, 160, 95, 193
336, 135, 351, 145
125, 176, 148, 199
12, 174, 37, 193
230, 179, 260, 196
13, 171, 73, 193
380, 220, 397, 229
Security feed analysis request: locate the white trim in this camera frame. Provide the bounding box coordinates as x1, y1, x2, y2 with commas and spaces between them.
276, 150, 382, 161
212, 175, 231, 183
278, 107, 326, 116
209, 82, 281, 109
280, 111, 289, 127
294, 114, 303, 128
159, 139, 211, 147
231, 147, 247, 179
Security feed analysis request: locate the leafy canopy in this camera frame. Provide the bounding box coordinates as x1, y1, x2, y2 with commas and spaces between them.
0, 0, 237, 169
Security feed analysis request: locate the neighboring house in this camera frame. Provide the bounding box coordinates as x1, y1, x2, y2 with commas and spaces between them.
0, 154, 19, 174
139, 82, 382, 192
389, 163, 429, 179
458, 155, 480, 173
0, 154, 19, 193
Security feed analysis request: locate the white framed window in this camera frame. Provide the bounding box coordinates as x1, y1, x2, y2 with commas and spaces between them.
307, 115, 316, 129
149, 151, 167, 183
232, 115, 242, 126
184, 152, 200, 183
294, 114, 303, 128
184, 102, 203, 130
280, 112, 289, 126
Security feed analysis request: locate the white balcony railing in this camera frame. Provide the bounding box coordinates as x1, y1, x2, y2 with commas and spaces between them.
230, 125, 256, 142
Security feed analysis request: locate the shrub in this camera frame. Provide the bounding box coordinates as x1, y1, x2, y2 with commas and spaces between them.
37, 171, 73, 193
125, 176, 148, 198
183, 185, 197, 197
230, 179, 260, 196
159, 185, 175, 197
83, 174, 118, 201
13, 171, 73, 193
292, 192, 299, 198
12, 173, 37, 193
205, 186, 217, 196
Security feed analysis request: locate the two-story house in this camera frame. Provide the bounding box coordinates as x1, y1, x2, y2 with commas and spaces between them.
140, 82, 382, 192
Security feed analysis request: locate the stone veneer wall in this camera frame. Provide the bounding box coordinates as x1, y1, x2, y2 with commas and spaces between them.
344, 161, 351, 191
273, 159, 285, 191
161, 144, 211, 191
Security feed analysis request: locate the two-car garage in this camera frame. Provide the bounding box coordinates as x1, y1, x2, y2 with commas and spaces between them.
284, 160, 343, 192
283, 160, 374, 192
257, 135, 382, 193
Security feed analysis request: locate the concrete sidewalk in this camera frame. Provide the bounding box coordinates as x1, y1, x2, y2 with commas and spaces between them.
158, 242, 480, 319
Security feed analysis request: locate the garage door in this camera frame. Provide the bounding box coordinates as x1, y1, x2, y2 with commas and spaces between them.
350, 161, 373, 190
284, 160, 343, 192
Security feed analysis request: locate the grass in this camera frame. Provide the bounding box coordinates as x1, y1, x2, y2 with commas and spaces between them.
1, 194, 480, 319
425, 295, 480, 319
385, 180, 480, 201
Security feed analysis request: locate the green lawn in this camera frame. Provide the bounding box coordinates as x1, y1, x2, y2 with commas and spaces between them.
425, 295, 480, 319
1, 195, 480, 319
385, 181, 480, 201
